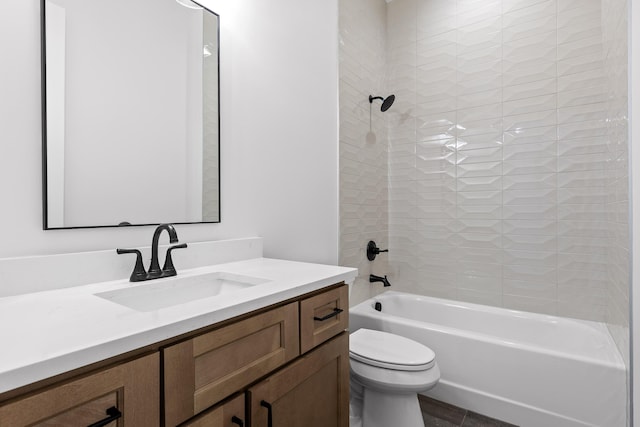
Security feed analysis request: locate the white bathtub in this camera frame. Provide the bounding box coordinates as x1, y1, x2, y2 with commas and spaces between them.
349, 291, 626, 427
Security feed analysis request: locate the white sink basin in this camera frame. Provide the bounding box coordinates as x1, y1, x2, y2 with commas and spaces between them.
94, 272, 271, 312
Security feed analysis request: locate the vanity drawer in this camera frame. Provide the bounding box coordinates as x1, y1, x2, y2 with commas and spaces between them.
0, 352, 159, 426
28, 393, 118, 427
300, 284, 348, 354
163, 302, 299, 426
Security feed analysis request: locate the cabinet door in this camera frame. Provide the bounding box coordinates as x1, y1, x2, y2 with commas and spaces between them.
0, 352, 159, 426
249, 332, 349, 427
182, 394, 245, 427
164, 302, 299, 426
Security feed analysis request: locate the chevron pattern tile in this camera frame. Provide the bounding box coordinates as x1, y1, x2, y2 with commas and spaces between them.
380, 0, 626, 320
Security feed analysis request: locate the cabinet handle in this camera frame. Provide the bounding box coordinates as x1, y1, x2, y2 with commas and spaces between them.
87, 406, 122, 427
314, 308, 343, 322
231, 415, 244, 426
260, 400, 273, 427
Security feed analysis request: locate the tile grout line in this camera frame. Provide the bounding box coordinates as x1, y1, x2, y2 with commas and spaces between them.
459, 410, 468, 427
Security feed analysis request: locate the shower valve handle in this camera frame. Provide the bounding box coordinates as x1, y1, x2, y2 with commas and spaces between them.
367, 240, 388, 261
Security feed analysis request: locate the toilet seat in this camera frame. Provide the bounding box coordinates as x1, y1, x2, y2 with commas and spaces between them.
349, 329, 435, 371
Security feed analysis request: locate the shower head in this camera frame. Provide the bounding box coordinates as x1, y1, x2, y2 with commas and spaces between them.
369, 94, 396, 112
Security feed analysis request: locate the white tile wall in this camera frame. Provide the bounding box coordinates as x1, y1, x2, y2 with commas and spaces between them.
202, 17, 219, 221
339, 0, 390, 306
382, 0, 630, 323
602, 0, 630, 373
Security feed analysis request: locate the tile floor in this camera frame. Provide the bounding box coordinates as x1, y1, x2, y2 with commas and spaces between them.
419, 395, 518, 427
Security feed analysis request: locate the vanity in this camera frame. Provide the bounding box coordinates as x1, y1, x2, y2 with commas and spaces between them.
0, 239, 356, 426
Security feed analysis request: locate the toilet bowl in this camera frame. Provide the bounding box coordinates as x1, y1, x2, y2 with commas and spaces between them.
349, 328, 440, 427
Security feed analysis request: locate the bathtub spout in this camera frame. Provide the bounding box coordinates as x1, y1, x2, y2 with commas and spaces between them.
370, 274, 391, 287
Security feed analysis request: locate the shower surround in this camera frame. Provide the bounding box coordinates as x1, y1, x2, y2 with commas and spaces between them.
339, 0, 629, 371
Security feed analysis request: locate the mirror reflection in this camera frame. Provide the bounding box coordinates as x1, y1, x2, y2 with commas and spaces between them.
42, 0, 220, 229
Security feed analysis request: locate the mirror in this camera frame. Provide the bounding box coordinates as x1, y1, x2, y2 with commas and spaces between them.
41, 0, 220, 229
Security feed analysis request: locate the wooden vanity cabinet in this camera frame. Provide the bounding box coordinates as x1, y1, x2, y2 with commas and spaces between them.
0, 352, 159, 426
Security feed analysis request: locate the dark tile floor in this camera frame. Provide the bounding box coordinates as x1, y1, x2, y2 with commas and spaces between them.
418, 395, 518, 427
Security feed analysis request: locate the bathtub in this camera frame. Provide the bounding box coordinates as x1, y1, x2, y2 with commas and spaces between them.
349, 291, 626, 427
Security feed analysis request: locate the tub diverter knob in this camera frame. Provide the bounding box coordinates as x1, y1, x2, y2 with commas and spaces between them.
367, 241, 388, 261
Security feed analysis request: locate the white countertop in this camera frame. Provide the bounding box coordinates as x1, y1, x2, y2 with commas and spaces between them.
0, 257, 357, 394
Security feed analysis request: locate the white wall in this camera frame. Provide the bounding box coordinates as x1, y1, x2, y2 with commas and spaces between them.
0, 0, 339, 265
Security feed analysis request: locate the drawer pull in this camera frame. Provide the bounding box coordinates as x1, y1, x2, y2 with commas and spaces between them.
231, 415, 244, 426
314, 308, 343, 322
260, 400, 273, 427
87, 406, 122, 427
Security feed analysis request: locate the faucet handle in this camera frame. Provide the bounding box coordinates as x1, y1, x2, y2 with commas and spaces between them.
367, 241, 389, 261
117, 248, 147, 282
162, 243, 188, 277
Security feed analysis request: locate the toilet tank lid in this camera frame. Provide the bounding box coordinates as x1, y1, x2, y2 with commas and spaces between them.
349, 328, 435, 370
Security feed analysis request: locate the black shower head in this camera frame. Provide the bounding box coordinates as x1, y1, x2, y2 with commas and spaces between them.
369, 94, 396, 112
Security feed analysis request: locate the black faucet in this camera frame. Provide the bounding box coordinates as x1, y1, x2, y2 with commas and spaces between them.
117, 224, 188, 282
370, 274, 391, 287
148, 224, 178, 278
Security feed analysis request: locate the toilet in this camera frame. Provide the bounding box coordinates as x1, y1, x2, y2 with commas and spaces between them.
349, 328, 440, 427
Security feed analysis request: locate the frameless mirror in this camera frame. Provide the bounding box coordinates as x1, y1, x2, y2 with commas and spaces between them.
41, 0, 220, 229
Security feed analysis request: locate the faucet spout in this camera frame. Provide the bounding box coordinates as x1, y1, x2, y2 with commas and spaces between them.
148, 224, 178, 277
369, 274, 391, 287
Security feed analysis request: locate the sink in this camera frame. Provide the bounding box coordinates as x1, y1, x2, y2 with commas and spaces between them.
95, 272, 271, 312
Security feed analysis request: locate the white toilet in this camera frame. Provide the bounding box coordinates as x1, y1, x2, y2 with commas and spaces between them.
349, 328, 440, 427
